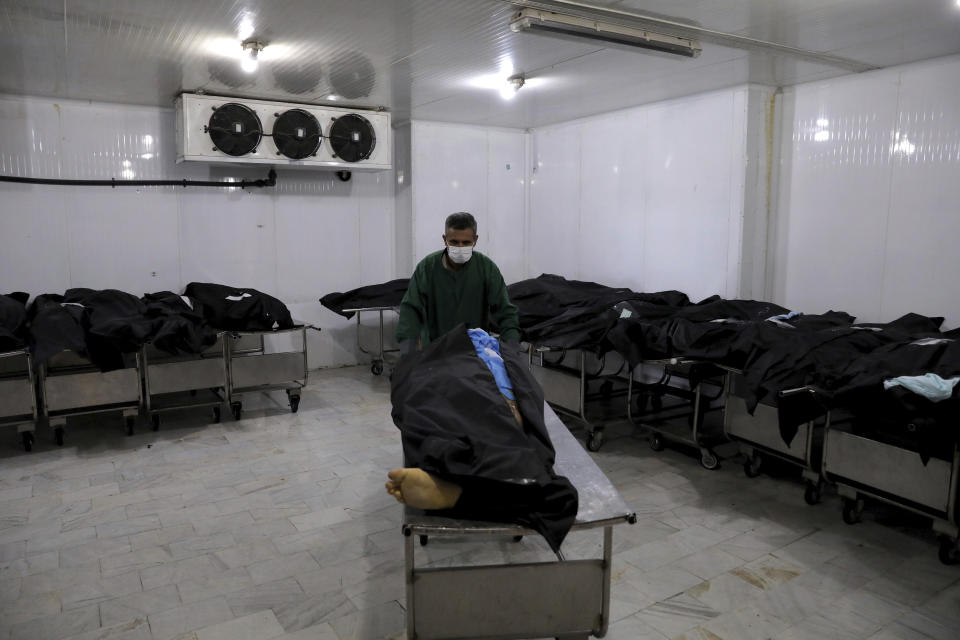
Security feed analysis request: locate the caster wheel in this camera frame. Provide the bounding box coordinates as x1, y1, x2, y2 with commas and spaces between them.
151, 414, 161, 432
513, 535, 524, 542
54, 427, 64, 447
21, 431, 34, 452
700, 450, 720, 470
289, 395, 300, 413
649, 433, 664, 452
419, 535, 428, 547
599, 380, 614, 397
371, 361, 384, 376
804, 483, 822, 505
938, 536, 959, 565
842, 498, 861, 525
743, 456, 762, 478
125, 417, 135, 436
586, 431, 604, 452
231, 402, 242, 421
212, 406, 221, 423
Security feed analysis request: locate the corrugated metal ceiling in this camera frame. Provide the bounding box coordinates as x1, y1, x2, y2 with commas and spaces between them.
1, 0, 958, 127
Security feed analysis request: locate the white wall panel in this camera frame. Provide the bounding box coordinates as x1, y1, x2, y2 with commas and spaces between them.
576, 111, 647, 291
67, 188, 180, 293
485, 130, 526, 286
409, 121, 527, 285
529, 88, 749, 303
528, 126, 581, 279
880, 56, 960, 328
411, 122, 488, 263
0, 94, 396, 369
773, 55, 960, 327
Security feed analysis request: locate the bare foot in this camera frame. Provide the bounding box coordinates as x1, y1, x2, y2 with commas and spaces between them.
385, 468, 463, 510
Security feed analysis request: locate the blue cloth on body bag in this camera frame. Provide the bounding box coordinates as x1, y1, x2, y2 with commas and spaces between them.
883, 373, 960, 403
467, 328, 515, 400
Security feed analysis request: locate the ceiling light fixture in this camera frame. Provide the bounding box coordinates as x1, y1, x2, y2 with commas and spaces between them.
241, 39, 264, 73
500, 74, 525, 100
509, 7, 701, 58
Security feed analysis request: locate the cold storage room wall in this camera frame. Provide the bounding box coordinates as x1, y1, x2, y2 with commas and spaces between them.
772, 54, 960, 328
0, 94, 397, 368
409, 121, 527, 286
526, 86, 759, 303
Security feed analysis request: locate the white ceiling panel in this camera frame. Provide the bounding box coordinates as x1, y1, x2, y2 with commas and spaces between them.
0, 0, 958, 128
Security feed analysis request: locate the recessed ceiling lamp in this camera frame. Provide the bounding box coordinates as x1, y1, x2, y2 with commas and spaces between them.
509, 7, 701, 58
241, 39, 264, 73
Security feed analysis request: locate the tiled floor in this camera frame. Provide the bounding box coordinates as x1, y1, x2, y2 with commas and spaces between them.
0, 365, 958, 640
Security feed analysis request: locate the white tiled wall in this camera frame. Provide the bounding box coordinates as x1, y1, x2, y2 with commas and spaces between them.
0, 95, 396, 368
772, 54, 960, 328
528, 88, 752, 303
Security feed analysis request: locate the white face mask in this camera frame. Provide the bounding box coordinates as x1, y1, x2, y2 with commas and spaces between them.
446, 245, 473, 264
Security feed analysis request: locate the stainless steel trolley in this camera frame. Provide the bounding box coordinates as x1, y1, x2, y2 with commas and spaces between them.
401, 402, 636, 640
141, 337, 228, 430
723, 371, 826, 504
0, 349, 38, 451
626, 359, 727, 470
528, 346, 630, 452
224, 325, 310, 420
38, 350, 142, 442
342, 305, 399, 376
822, 412, 960, 565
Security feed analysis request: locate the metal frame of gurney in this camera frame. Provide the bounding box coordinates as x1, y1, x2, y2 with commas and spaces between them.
401, 402, 636, 640
38, 349, 142, 442
140, 332, 233, 431
341, 305, 399, 376
0, 349, 38, 451
527, 345, 631, 453
818, 402, 960, 565
722, 369, 827, 505
224, 325, 314, 420
626, 358, 726, 470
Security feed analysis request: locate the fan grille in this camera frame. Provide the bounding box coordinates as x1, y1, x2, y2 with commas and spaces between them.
329, 114, 376, 163
274, 109, 322, 160
208, 103, 262, 156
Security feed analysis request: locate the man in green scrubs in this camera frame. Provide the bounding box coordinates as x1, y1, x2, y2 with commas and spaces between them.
396, 212, 520, 353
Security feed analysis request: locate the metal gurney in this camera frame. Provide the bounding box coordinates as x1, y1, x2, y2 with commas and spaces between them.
401, 402, 636, 640
341, 305, 399, 376
0, 349, 38, 451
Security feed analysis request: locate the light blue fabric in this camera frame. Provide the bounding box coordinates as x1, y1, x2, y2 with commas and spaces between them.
468, 328, 515, 400
883, 373, 960, 402
767, 311, 802, 322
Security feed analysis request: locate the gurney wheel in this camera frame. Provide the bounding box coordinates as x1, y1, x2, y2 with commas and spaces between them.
212, 406, 221, 423
804, 482, 821, 505
125, 416, 135, 436
841, 498, 862, 525
419, 535, 429, 547
586, 430, 604, 452
54, 428, 64, 447
371, 361, 384, 376
231, 402, 243, 421
151, 414, 161, 431
289, 395, 300, 413
649, 433, 664, 452
700, 450, 720, 470
938, 536, 959, 565
21, 431, 33, 452
513, 535, 524, 542
743, 455, 762, 478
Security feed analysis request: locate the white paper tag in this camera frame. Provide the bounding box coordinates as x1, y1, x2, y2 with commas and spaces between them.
619, 309, 632, 319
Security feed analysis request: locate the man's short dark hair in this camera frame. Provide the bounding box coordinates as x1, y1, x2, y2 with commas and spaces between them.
445, 212, 477, 234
